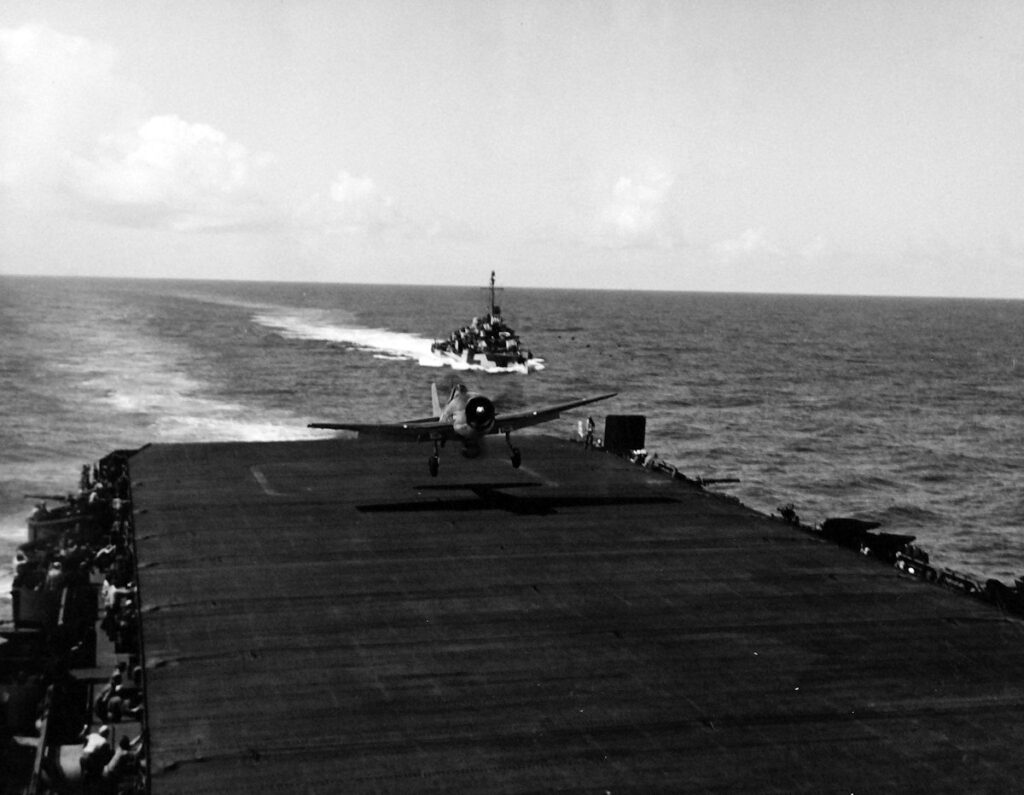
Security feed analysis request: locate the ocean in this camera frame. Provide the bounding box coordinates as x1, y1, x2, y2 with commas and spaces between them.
1, 275, 1022, 619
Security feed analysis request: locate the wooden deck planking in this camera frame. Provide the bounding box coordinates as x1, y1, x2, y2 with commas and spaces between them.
130, 435, 1024, 792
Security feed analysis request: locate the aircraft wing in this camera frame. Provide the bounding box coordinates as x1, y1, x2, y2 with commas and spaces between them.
307, 419, 457, 442
492, 392, 617, 433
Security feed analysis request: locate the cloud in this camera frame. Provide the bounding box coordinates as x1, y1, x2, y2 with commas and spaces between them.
328, 171, 398, 230
799, 235, 829, 261
712, 227, 782, 262
295, 170, 409, 236
0, 24, 130, 192
2, 25, 275, 232
590, 168, 676, 248
65, 115, 276, 231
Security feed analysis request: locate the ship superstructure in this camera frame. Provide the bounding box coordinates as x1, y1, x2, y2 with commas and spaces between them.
429, 271, 542, 373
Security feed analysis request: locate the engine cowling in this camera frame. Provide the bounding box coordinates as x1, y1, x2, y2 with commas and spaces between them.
464, 395, 496, 434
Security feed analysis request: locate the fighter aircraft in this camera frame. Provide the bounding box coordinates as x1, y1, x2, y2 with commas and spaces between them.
308, 383, 617, 476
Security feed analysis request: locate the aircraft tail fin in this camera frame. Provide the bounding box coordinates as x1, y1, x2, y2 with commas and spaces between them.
431, 382, 442, 418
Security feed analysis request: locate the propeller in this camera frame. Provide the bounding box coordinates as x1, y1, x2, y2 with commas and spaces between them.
464, 395, 496, 433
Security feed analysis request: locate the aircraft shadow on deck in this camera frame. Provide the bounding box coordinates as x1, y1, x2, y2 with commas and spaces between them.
357, 481, 679, 516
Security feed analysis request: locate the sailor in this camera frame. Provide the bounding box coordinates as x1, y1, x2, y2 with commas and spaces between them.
94, 672, 122, 721
80, 725, 114, 779
106, 687, 126, 722
93, 542, 118, 572
44, 560, 66, 593
102, 735, 140, 785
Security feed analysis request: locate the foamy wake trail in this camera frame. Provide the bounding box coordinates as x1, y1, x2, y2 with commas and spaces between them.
151, 409, 324, 443
253, 309, 546, 373
253, 310, 434, 361
0, 512, 28, 545
71, 332, 322, 444
416, 352, 546, 374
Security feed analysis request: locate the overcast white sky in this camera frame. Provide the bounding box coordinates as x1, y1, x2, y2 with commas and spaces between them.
2, 1, 1023, 296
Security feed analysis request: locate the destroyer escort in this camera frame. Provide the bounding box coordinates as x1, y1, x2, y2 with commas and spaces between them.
429, 271, 542, 373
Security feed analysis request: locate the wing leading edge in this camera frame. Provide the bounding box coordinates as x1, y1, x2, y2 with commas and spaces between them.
492, 392, 618, 432
308, 392, 617, 440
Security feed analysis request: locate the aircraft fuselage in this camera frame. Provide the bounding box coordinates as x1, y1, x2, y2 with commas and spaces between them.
441, 385, 496, 440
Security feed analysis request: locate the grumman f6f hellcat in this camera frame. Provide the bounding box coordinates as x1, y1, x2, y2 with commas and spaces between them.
309, 383, 616, 476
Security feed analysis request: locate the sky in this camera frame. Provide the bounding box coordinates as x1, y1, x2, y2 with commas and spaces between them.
1, 1, 1023, 297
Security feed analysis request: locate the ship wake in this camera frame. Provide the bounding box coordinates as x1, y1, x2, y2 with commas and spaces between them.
253, 309, 434, 361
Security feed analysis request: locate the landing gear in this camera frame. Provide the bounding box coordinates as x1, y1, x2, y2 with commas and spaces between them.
506, 430, 522, 469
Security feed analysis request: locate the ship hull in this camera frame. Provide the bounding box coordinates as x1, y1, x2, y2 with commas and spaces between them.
429, 346, 542, 374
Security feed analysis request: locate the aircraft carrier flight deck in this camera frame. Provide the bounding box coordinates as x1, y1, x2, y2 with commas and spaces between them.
116, 429, 1024, 793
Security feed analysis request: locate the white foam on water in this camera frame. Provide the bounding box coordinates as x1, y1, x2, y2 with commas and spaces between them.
417, 349, 546, 374
151, 409, 324, 443
253, 310, 434, 361
0, 511, 29, 546
99, 375, 285, 443
253, 307, 548, 375
41, 307, 321, 445
87, 352, 321, 443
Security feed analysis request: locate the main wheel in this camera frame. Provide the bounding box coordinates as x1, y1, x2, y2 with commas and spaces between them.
429, 456, 439, 477
511, 448, 522, 469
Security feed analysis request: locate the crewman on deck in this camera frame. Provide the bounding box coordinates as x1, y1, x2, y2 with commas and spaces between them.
102, 734, 141, 789
94, 673, 121, 721
80, 725, 113, 780
44, 560, 66, 593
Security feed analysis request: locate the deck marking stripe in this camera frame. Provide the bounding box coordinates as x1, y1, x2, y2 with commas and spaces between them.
250, 466, 286, 496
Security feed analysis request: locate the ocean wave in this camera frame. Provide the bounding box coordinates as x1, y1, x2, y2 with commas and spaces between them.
875, 503, 945, 524
64, 334, 318, 445
0, 511, 30, 545
151, 413, 323, 443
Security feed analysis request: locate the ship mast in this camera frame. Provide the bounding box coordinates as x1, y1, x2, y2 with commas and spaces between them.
488, 270, 503, 318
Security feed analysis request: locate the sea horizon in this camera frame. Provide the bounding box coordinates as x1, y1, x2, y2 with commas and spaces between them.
3, 271, 1021, 304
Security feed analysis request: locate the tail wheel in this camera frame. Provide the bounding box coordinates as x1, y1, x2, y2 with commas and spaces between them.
511, 448, 522, 469
429, 456, 439, 477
